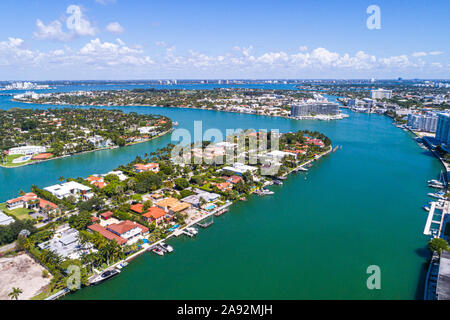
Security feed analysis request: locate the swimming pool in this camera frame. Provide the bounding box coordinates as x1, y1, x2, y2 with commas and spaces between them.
204, 204, 217, 211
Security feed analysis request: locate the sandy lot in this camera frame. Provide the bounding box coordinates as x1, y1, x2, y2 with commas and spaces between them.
0, 253, 51, 300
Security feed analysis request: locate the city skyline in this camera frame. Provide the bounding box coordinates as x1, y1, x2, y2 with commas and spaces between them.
0, 0, 448, 80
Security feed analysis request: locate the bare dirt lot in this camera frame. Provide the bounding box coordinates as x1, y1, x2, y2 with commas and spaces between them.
0, 253, 51, 300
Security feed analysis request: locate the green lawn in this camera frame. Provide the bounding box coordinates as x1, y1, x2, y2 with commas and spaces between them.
0, 203, 33, 220
0, 154, 33, 167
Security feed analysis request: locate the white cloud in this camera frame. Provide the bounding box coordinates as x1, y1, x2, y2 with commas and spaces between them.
429, 51, 444, 56
34, 19, 72, 42
79, 38, 153, 66
66, 5, 96, 36
106, 22, 124, 34
0, 38, 447, 78
35, 5, 96, 42
299, 46, 308, 52
412, 51, 427, 57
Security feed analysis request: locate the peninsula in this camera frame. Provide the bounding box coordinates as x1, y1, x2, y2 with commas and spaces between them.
0, 128, 332, 299
0, 108, 173, 168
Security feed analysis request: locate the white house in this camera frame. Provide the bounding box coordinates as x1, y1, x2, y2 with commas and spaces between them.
8, 145, 46, 155
222, 162, 258, 175
44, 181, 92, 200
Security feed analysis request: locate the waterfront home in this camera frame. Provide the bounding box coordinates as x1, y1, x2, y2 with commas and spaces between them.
88, 223, 128, 246
44, 181, 93, 200
212, 182, 233, 191
0, 211, 15, 226
227, 175, 243, 184
265, 150, 297, 160
86, 176, 108, 189
142, 207, 166, 225
107, 170, 128, 181
181, 189, 220, 208
88, 220, 149, 245
6, 192, 38, 210
222, 162, 258, 175
7, 145, 47, 156
38, 227, 92, 259
155, 197, 191, 214
305, 137, 325, 147
133, 163, 159, 173
137, 126, 157, 135
87, 135, 111, 148
107, 220, 149, 242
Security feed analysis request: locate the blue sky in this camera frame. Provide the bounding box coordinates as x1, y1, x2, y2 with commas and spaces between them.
0, 0, 448, 80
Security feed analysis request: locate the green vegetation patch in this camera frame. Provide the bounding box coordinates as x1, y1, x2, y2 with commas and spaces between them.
0, 203, 33, 220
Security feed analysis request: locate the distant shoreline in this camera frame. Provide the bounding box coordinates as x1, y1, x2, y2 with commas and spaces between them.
12, 99, 347, 122
0, 129, 174, 169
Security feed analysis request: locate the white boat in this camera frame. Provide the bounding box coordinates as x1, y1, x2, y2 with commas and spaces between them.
160, 242, 173, 253
116, 262, 128, 269
152, 247, 165, 256
186, 227, 198, 235
91, 268, 120, 285
428, 193, 445, 200
423, 206, 430, 212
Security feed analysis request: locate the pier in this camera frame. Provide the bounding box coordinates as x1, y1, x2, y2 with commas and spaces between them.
197, 219, 214, 228
424, 201, 448, 236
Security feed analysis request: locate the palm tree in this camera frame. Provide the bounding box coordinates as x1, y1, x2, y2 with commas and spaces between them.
59, 176, 65, 183
8, 287, 22, 300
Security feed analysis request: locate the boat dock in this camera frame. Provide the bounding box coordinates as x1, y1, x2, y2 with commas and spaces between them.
197, 219, 214, 228
424, 201, 448, 236
214, 208, 229, 216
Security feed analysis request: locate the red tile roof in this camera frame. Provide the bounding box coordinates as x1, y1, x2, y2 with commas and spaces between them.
142, 207, 166, 220
130, 203, 144, 213
107, 220, 148, 235
228, 175, 243, 184
100, 211, 114, 219
88, 224, 128, 245
6, 192, 37, 204
39, 198, 58, 210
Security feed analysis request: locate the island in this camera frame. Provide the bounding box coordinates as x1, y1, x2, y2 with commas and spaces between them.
0, 128, 332, 299
13, 88, 347, 120
0, 108, 173, 168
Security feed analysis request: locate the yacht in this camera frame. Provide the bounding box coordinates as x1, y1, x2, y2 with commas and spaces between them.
423, 206, 430, 212
152, 247, 165, 256
428, 192, 445, 200
160, 242, 173, 253
186, 227, 198, 235
91, 269, 120, 285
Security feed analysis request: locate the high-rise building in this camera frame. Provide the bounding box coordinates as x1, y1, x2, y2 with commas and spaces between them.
435, 113, 450, 145
406, 113, 438, 132
291, 101, 339, 117
371, 88, 392, 100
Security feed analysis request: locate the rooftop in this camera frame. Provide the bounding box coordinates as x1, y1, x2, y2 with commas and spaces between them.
437, 250, 450, 300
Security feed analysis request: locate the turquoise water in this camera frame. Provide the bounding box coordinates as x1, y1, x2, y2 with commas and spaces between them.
0, 87, 438, 299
